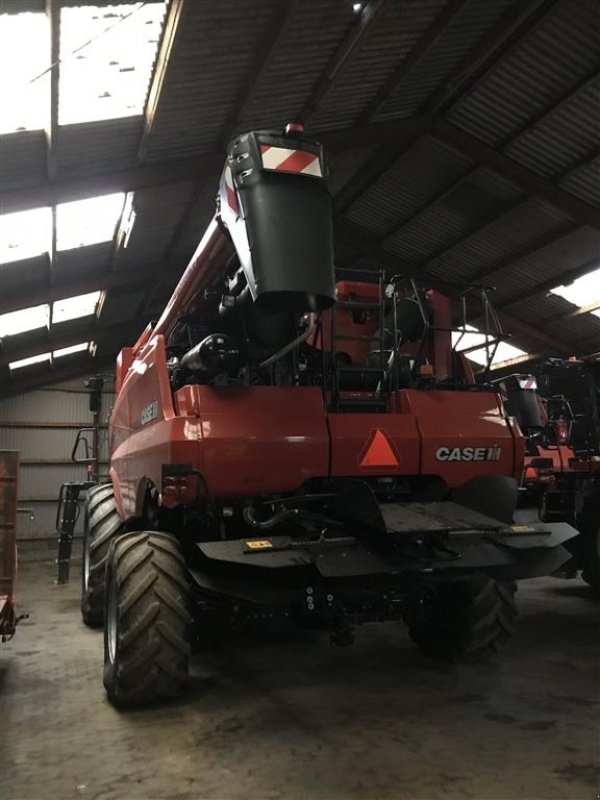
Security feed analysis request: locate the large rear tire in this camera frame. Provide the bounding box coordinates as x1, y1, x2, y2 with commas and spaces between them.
81, 483, 123, 628
406, 574, 517, 662
580, 494, 600, 597
103, 531, 191, 708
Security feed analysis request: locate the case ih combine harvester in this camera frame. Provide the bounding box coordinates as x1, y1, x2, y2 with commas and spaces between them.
60, 126, 579, 707
497, 355, 600, 594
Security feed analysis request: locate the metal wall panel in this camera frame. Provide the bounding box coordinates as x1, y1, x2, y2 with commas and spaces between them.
0, 379, 114, 539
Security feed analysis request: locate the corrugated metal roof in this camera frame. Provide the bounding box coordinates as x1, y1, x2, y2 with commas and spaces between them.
236, 1, 358, 132
559, 154, 600, 208
1, 0, 599, 392
381, 165, 526, 262
344, 135, 473, 238
0, 131, 47, 193
446, 0, 599, 146
424, 198, 578, 284
115, 179, 195, 267
142, 0, 282, 162
1, 254, 49, 296
54, 118, 143, 178
329, 144, 379, 196
493, 226, 600, 304
308, 0, 446, 130
374, 0, 514, 121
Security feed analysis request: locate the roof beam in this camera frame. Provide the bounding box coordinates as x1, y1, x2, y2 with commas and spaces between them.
432, 120, 600, 229
335, 222, 418, 273
331, 119, 428, 215
498, 257, 600, 311
376, 73, 600, 243
466, 223, 579, 285
358, 0, 470, 124
419, 0, 558, 115
221, 0, 298, 139
299, 0, 390, 124
503, 70, 600, 148
45, 0, 60, 291
137, 0, 186, 161
0, 319, 146, 369
0, 262, 172, 315
0, 153, 224, 215
3, 355, 117, 398
0, 119, 431, 216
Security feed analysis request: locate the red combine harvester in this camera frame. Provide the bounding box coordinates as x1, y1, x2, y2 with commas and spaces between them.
496, 355, 600, 594
73, 126, 577, 707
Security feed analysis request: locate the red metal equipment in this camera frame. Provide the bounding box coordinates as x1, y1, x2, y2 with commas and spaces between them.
0, 451, 19, 641
496, 355, 600, 593
75, 126, 578, 707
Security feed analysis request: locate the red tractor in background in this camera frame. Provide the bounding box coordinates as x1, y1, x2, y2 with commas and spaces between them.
496, 355, 600, 595
73, 126, 578, 707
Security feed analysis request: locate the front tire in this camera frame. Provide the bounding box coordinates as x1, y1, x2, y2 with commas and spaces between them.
81, 483, 123, 627
405, 574, 517, 662
103, 531, 191, 708
579, 494, 600, 597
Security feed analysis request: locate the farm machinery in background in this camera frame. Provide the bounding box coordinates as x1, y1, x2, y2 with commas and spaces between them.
56, 376, 106, 585
58, 124, 578, 707
496, 354, 600, 594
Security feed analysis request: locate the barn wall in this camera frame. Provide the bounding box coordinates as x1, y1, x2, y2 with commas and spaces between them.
0, 377, 115, 540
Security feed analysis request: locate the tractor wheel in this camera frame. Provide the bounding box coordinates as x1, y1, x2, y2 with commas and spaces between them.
580, 494, 600, 597
81, 483, 124, 628
406, 574, 517, 663
103, 531, 191, 708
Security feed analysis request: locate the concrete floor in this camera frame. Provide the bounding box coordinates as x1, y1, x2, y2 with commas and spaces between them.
1, 554, 598, 800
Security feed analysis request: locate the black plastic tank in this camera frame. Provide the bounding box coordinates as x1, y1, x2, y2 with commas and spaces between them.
219, 129, 335, 313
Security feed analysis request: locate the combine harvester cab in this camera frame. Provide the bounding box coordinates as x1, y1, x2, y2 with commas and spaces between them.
80, 125, 578, 707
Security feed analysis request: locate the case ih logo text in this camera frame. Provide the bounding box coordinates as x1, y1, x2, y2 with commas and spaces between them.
436, 446, 502, 462
140, 400, 158, 426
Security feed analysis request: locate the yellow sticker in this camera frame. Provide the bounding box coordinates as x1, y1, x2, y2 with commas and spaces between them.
511, 525, 535, 533
245, 540, 273, 549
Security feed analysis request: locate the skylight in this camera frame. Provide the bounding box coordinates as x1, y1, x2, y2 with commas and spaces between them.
59, 2, 167, 125
53, 292, 102, 324
0, 305, 50, 338
0, 207, 52, 264
54, 342, 90, 358
56, 194, 125, 251
452, 325, 528, 367
9, 352, 51, 371
0, 12, 50, 134
550, 267, 600, 319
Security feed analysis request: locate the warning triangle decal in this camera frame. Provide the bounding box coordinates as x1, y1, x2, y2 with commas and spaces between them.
360, 429, 399, 468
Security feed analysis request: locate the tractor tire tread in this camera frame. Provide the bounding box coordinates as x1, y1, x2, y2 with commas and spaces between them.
81, 484, 123, 628
407, 575, 517, 663
103, 532, 190, 707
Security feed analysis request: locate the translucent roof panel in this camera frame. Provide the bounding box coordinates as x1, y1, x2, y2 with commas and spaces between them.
0, 12, 50, 133
56, 194, 125, 251
53, 291, 102, 324
54, 342, 90, 358
550, 266, 600, 319
0, 304, 50, 338
59, 2, 167, 125
453, 325, 528, 367
9, 352, 51, 371
0, 207, 52, 264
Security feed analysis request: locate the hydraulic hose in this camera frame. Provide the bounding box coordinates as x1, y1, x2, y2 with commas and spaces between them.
258, 314, 316, 370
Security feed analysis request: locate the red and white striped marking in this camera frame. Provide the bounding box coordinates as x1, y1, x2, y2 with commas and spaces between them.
518, 376, 537, 390
260, 145, 322, 177
224, 165, 239, 214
